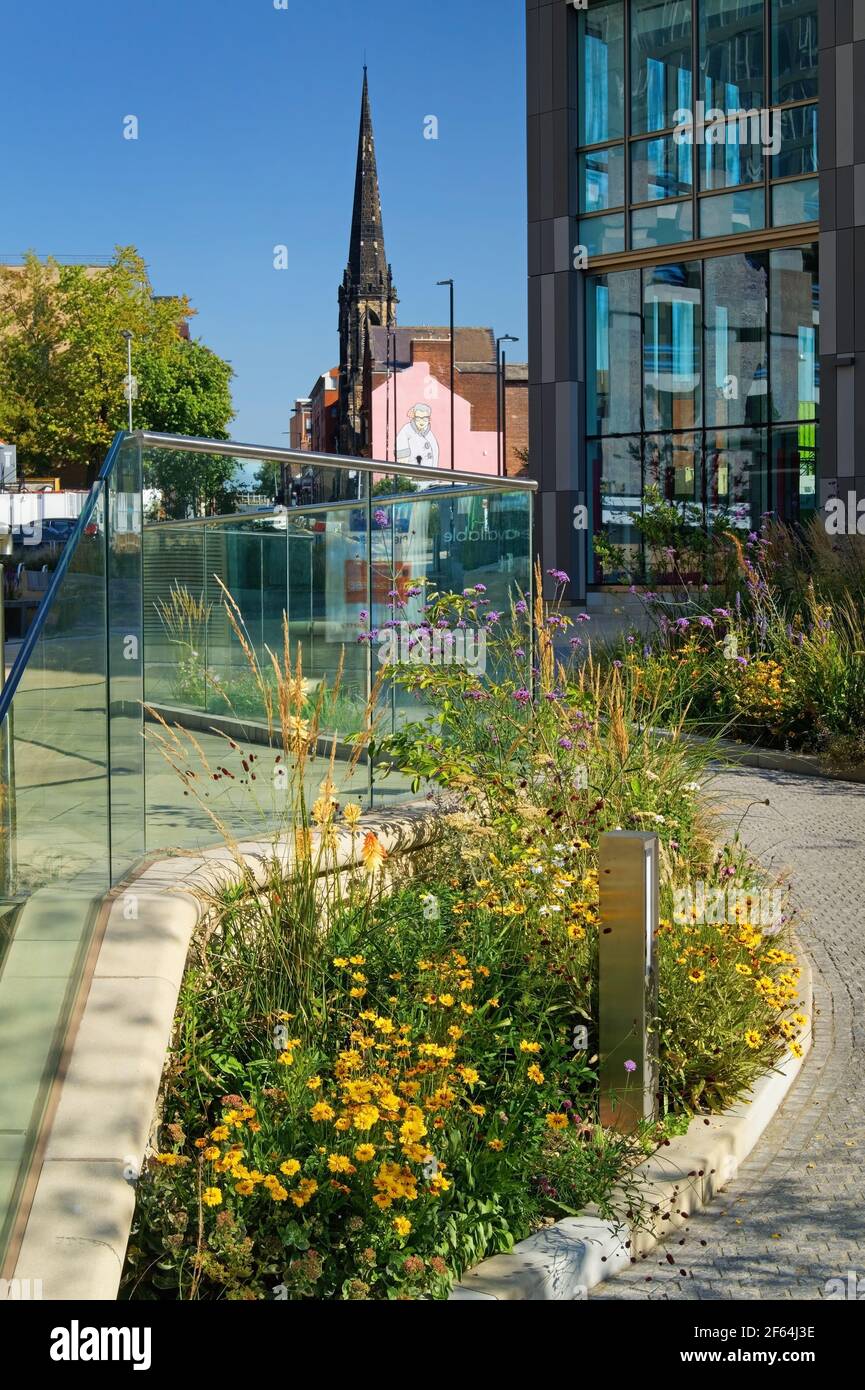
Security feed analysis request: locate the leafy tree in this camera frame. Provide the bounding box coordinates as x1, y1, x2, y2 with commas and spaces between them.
0, 247, 234, 488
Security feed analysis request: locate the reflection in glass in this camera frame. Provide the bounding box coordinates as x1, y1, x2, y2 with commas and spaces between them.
580, 214, 626, 258
580, 0, 625, 145
580, 144, 626, 212
632, 134, 693, 202
773, 104, 818, 179
700, 185, 766, 238
591, 435, 644, 581
772, 422, 818, 522
703, 427, 768, 531
644, 432, 699, 505
772, 0, 819, 105
632, 200, 694, 250
770, 245, 819, 425
700, 122, 765, 191
699, 0, 765, 115
772, 177, 819, 227
586, 270, 642, 436
643, 262, 702, 431
704, 252, 768, 428
631, 0, 692, 135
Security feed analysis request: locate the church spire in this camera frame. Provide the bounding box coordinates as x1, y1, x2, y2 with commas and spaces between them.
338, 68, 397, 458
347, 65, 390, 291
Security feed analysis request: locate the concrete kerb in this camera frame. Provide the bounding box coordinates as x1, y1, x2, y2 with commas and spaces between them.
9, 797, 454, 1301
450, 941, 814, 1300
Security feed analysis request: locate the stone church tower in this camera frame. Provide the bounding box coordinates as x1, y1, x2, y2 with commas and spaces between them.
338, 68, 397, 457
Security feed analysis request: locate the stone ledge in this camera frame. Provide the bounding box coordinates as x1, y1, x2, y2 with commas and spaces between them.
451, 941, 814, 1300
8, 797, 452, 1301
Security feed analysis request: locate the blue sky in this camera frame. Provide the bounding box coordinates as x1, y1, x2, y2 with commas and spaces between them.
3, 0, 528, 446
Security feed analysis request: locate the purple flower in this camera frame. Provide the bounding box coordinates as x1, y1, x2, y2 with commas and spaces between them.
576, 613, 591, 623
374, 509, 389, 528
570, 637, 584, 649
514, 646, 526, 658
624, 1060, 637, 1074
406, 586, 422, 598
513, 688, 532, 704
697, 616, 714, 628
675, 618, 690, 630
546, 568, 570, 585
515, 599, 528, 615
558, 737, 574, 750
613, 660, 623, 669
475, 583, 487, 593
485, 610, 502, 624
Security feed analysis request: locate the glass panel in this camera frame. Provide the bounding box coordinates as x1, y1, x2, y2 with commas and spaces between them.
772, 0, 819, 105
591, 435, 644, 582
632, 199, 694, 249
699, 0, 765, 115
586, 270, 643, 436
632, 133, 693, 201
580, 144, 626, 213
643, 261, 702, 431
579, 0, 625, 145
770, 244, 819, 425
703, 426, 768, 530
631, 0, 693, 135
704, 251, 769, 427
579, 214, 626, 258
772, 176, 819, 226
700, 116, 766, 190
0, 488, 109, 1259
700, 185, 766, 237
645, 431, 700, 505
773, 103, 818, 178
772, 421, 818, 522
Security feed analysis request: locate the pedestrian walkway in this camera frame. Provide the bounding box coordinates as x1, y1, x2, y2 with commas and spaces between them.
592, 765, 865, 1301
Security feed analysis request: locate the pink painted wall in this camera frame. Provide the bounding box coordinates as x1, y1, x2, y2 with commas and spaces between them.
371, 361, 499, 476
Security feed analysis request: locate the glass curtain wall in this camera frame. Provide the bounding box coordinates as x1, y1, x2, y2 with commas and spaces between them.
578, 0, 819, 255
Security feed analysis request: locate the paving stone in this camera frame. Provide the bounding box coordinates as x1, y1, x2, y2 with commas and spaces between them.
592, 766, 865, 1302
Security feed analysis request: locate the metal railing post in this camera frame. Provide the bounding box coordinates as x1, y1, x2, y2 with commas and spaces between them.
598, 830, 660, 1134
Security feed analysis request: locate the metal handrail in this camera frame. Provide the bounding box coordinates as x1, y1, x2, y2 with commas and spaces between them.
135, 431, 537, 492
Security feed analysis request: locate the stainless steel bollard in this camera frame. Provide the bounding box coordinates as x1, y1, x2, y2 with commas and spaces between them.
598, 831, 659, 1133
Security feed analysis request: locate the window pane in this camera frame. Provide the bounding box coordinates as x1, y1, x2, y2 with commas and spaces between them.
579, 214, 626, 257
700, 116, 766, 190
700, 185, 766, 238
699, 0, 765, 115
580, 1, 625, 145
703, 427, 768, 530
773, 104, 818, 178
645, 432, 700, 506
772, 421, 818, 523
632, 200, 694, 248
704, 252, 768, 427
586, 270, 642, 436
591, 435, 644, 581
632, 0, 693, 135
580, 145, 626, 213
770, 244, 819, 424
632, 133, 693, 201
772, 0, 818, 105
772, 177, 819, 226
643, 262, 702, 431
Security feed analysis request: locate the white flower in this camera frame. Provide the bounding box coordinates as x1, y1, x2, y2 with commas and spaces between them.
682, 782, 702, 792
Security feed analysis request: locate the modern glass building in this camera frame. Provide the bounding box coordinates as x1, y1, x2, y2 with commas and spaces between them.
527, 0, 862, 600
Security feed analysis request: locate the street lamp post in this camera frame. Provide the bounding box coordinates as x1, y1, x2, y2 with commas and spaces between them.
437, 280, 455, 470
496, 335, 519, 477
121, 330, 134, 432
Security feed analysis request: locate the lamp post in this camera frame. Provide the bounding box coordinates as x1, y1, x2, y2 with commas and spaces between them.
121, 330, 135, 432
496, 335, 519, 477
436, 280, 455, 470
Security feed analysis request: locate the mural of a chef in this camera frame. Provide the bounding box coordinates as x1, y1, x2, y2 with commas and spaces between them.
396, 403, 440, 476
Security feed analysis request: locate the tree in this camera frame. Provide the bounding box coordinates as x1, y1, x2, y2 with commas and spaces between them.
0, 247, 234, 486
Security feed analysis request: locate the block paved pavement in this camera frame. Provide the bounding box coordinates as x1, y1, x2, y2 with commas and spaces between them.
591, 764, 865, 1301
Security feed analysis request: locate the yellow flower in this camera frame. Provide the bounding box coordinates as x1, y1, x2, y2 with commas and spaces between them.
343, 803, 363, 826
234, 1180, 254, 1196
487, 1139, 504, 1151
354, 1144, 376, 1163
519, 1041, 541, 1054
688, 968, 706, 984
280, 1159, 301, 1178
527, 1064, 544, 1085
333, 957, 349, 968
546, 1113, 568, 1130
328, 1154, 356, 1175
353, 1104, 381, 1131
203, 1146, 220, 1161
469, 1104, 486, 1117
306, 1076, 322, 1091
392, 1216, 412, 1237
457, 1067, 480, 1086
277, 1051, 295, 1067
744, 1030, 762, 1050
789, 1041, 804, 1058
793, 1014, 808, 1027
349, 955, 366, 966
202, 1187, 222, 1207
735, 964, 753, 976
310, 1102, 336, 1123
362, 832, 387, 875
290, 1178, 318, 1208
209, 1126, 229, 1142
